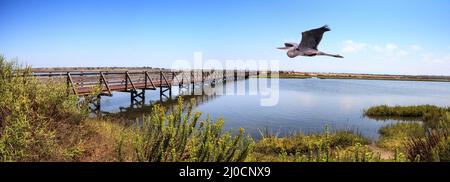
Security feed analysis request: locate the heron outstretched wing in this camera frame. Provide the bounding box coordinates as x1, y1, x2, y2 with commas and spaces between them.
284, 42, 298, 48
299, 25, 330, 50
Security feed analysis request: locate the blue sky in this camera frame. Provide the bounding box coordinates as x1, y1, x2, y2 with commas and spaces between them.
1, 0, 450, 75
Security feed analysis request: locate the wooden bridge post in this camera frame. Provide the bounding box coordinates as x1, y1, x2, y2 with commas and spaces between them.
130, 89, 145, 108
159, 70, 163, 96
223, 70, 227, 83
178, 71, 183, 88
211, 69, 216, 87
234, 69, 238, 81
144, 71, 148, 88
125, 71, 128, 90
130, 90, 135, 106
158, 70, 172, 99
201, 69, 205, 93
66, 72, 70, 95
172, 71, 175, 84
99, 71, 103, 92
201, 69, 204, 85
191, 70, 194, 88
169, 71, 172, 97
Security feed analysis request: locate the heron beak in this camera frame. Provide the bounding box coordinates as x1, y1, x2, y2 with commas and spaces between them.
277, 47, 288, 50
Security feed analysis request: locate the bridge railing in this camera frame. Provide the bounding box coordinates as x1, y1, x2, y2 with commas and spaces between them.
32, 69, 258, 96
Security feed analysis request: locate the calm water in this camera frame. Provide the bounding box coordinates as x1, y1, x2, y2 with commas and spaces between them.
99, 78, 450, 140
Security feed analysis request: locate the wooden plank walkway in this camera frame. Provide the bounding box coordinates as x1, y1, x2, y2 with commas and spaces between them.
32, 69, 257, 96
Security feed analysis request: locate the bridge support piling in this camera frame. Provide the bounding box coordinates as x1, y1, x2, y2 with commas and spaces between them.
131, 89, 145, 107
191, 70, 194, 89
159, 70, 172, 100
223, 70, 227, 83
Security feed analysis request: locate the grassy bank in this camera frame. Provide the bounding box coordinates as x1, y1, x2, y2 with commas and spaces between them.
364, 105, 450, 161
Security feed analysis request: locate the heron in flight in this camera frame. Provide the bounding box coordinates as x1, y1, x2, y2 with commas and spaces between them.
278, 25, 343, 58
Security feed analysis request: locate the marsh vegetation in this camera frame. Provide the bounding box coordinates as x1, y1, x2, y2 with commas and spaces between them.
364, 105, 450, 161
1, 55, 449, 162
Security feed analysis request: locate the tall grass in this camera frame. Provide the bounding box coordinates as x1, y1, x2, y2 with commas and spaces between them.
403, 113, 450, 162
377, 122, 425, 149
117, 97, 254, 162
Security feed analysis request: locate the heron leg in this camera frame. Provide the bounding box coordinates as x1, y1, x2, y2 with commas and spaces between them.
317, 51, 344, 58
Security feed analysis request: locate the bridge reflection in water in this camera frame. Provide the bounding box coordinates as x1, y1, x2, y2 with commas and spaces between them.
101, 80, 230, 121
99, 73, 267, 122
31, 68, 271, 116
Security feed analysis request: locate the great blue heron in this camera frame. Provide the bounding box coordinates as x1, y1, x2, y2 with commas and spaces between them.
278, 25, 343, 58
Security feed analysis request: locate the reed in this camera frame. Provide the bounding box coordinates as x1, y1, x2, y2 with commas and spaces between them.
403, 113, 450, 162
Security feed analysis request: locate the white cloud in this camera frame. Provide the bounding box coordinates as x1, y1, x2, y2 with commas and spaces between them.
372, 45, 383, 52
421, 53, 450, 64
385, 43, 398, 52
410, 45, 421, 51
341, 40, 408, 57
340, 41, 450, 67
398, 49, 409, 56
341, 40, 367, 53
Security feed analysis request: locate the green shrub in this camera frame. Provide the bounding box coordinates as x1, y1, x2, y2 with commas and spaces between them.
118, 97, 254, 162
0, 55, 84, 161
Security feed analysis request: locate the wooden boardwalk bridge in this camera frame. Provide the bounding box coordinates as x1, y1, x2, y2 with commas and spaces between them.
32, 68, 264, 112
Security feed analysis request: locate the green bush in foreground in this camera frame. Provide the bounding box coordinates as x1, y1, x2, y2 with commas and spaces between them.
118, 97, 254, 162
0, 55, 85, 161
